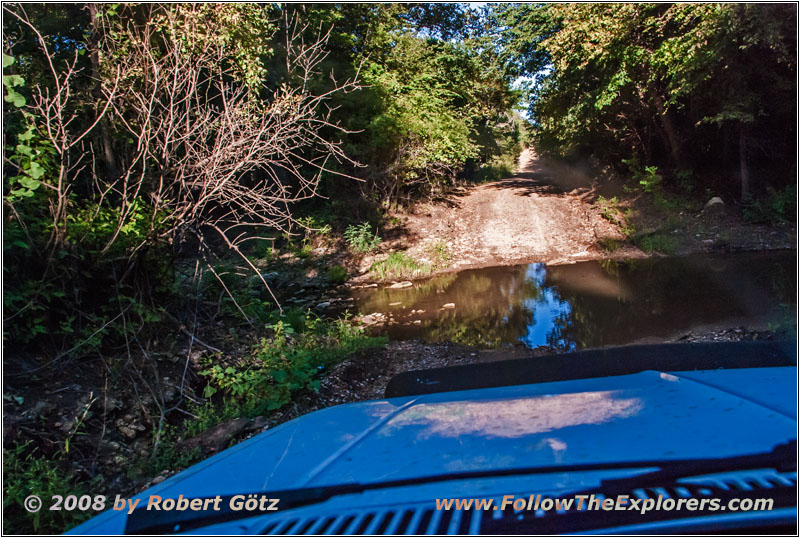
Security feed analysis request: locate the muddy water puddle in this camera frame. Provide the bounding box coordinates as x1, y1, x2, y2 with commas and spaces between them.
351, 252, 796, 350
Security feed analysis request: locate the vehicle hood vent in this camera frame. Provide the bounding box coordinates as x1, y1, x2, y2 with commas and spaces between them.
683, 470, 796, 492
480, 470, 796, 534
259, 504, 481, 534
257, 471, 795, 534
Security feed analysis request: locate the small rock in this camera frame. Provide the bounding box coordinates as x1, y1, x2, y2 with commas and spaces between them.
163, 385, 178, 404
389, 302, 402, 306
24, 401, 55, 419
104, 397, 123, 412
59, 420, 75, 434
316, 301, 331, 309
118, 425, 137, 439
360, 312, 387, 326
388, 281, 413, 289
704, 196, 724, 209
151, 475, 166, 485
442, 303, 456, 309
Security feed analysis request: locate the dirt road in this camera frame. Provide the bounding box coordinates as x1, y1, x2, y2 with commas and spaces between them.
400, 149, 636, 270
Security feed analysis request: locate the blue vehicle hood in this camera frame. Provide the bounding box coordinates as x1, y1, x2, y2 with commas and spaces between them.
71, 366, 796, 534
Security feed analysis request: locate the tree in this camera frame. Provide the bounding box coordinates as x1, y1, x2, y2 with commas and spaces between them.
496, 3, 796, 200
321, 3, 521, 205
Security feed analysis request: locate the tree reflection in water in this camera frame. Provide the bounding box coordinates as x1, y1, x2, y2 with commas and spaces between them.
352, 252, 796, 349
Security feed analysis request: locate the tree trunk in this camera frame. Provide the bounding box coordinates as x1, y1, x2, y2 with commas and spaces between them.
656, 102, 684, 170
648, 83, 685, 170
87, 3, 119, 180
739, 127, 750, 201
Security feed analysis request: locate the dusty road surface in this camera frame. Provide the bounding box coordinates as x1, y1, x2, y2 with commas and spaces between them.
400, 149, 637, 270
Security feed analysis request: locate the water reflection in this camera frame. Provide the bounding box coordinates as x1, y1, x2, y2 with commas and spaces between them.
352, 252, 796, 350
382, 391, 643, 439
521, 264, 573, 350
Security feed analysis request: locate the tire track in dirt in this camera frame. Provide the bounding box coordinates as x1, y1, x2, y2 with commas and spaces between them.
402, 149, 635, 270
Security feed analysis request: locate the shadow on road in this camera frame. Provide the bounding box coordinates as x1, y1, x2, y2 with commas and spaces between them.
481, 151, 626, 202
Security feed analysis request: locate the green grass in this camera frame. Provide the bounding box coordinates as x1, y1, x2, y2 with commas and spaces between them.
425, 239, 452, 269
598, 237, 622, 252
595, 196, 635, 238
129, 424, 202, 481
4, 442, 94, 534
327, 265, 348, 284
473, 154, 516, 182
632, 232, 679, 254
371, 252, 431, 280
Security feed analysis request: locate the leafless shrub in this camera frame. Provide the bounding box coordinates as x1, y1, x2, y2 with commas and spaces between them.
5, 4, 361, 315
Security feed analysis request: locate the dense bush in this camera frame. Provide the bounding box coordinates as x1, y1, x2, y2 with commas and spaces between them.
199, 314, 386, 415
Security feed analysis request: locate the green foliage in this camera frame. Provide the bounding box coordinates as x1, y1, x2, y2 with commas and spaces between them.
3, 443, 92, 533
319, 3, 521, 204
622, 158, 696, 213
638, 166, 663, 194
200, 314, 385, 414
293, 243, 313, 259
473, 152, 517, 183
3, 57, 52, 203
596, 196, 620, 223
344, 222, 382, 253
247, 239, 275, 262
130, 424, 202, 480
3, 191, 170, 353
3, 54, 27, 108
595, 196, 635, 238
743, 184, 797, 225
297, 216, 332, 244
2, 50, 172, 354
4, 126, 52, 202
327, 265, 349, 285
622, 157, 662, 194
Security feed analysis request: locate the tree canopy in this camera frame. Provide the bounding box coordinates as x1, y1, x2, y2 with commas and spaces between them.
494, 2, 797, 200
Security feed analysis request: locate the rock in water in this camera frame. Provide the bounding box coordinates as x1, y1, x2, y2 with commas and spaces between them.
388, 281, 413, 289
